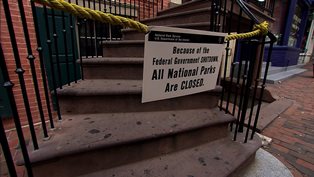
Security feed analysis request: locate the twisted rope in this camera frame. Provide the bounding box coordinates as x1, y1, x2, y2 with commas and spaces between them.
33, 0, 269, 41
34, 0, 149, 33
225, 21, 269, 41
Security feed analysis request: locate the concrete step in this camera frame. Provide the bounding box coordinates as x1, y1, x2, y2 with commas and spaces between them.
141, 7, 212, 26
122, 22, 211, 40
80, 57, 143, 80
57, 79, 222, 114
265, 68, 307, 84
261, 64, 305, 76
102, 40, 144, 57
156, 0, 211, 16
244, 98, 294, 132
19, 109, 235, 177
77, 136, 261, 177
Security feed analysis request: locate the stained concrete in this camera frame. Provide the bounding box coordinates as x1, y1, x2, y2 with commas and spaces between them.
237, 148, 293, 177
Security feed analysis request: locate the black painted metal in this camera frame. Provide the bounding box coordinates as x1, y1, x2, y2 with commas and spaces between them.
238, 40, 258, 133
68, 0, 78, 83
224, 0, 235, 116
51, 10, 63, 89
61, 11, 71, 85
0, 46, 18, 177
75, 0, 84, 80
0, 43, 34, 177
104, 0, 107, 13
233, 41, 249, 141
114, 0, 117, 14
43, 5, 62, 121
2, 0, 39, 150
30, 2, 55, 129
124, 0, 127, 17
17, 0, 49, 138
134, 0, 136, 19
251, 41, 274, 140
93, 0, 98, 57
245, 37, 266, 143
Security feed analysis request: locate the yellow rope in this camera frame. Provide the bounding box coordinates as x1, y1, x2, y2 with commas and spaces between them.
225, 21, 269, 41
33, 0, 269, 40
34, 0, 149, 33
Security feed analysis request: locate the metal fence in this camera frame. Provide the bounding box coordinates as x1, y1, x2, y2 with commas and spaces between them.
0, 0, 275, 177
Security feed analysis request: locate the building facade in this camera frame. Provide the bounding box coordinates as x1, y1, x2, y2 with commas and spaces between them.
270, 0, 314, 66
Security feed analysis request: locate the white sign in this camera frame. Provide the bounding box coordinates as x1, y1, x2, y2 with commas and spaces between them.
142, 26, 226, 103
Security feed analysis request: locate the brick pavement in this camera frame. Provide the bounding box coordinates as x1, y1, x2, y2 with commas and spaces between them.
262, 62, 314, 177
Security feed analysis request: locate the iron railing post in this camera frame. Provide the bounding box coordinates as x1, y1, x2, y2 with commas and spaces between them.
2, 0, 39, 150
43, 5, 62, 121
0, 43, 34, 177
30, 1, 55, 129
17, 0, 50, 139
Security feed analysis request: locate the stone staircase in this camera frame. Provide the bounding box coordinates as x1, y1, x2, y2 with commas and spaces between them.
18, 1, 264, 176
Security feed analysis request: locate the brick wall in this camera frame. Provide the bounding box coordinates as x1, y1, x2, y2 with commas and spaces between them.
137, 0, 170, 20
0, 0, 52, 129
271, 0, 289, 41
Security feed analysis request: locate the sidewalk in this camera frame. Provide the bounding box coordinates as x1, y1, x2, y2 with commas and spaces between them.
262, 62, 314, 177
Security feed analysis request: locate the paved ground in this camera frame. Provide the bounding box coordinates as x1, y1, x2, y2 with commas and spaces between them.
262, 62, 314, 177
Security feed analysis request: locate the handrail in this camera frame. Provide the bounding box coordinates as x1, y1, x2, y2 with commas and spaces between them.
237, 0, 277, 43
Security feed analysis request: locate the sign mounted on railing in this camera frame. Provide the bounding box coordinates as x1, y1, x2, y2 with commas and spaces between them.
142, 26, 226, 103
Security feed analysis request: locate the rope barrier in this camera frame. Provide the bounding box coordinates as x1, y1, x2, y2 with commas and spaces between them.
33, 0, 269, 41
224, 21, 269, 41
34, 0, 149, 33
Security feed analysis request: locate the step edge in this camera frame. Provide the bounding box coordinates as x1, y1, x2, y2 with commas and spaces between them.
141, 7, 211, 23
101, 40, 144, 45
122, 22, 211, 33
76, 136, 261, 177
18, 109, 235, 165
57, 83, 222, 96
156, 0, 208, 16
78, 57, 144, 64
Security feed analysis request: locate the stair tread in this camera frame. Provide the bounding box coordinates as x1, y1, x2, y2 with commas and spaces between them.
80, 57, 143, 64
122, 22, 211, 33
77, 136, 261, 177
101, 40, 144, 45
25, 109, 235, 164
57, 79, 222, 96
141, 7, 211, 22
58, 79, 142, 95
156, 0, 207, 15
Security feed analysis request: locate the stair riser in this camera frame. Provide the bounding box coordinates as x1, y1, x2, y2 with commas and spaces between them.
157, 0, 210, 16
103, 43, 144, 57
32, 124, 230, 177
145, 11, 211, 26
122, 25, 211, 40
84, 63, 143, 80
59, 92, 220, 114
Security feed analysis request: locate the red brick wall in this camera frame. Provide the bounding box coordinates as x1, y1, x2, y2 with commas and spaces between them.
0, 0, 52, 129
271, 0, 289, 39
136, 0, 170, 20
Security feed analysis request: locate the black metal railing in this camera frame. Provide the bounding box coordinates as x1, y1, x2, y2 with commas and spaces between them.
217, 0, 276, 142
0, 0, 275, 177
